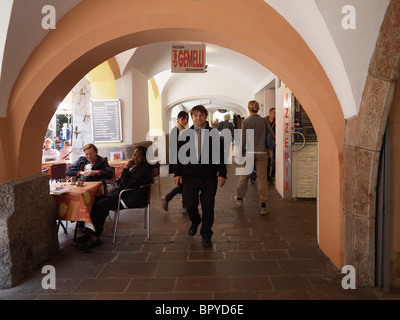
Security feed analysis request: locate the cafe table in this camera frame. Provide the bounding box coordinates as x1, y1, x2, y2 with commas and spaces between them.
50, 181, 104, 239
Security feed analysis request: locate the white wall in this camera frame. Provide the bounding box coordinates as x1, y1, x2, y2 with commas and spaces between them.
274, 78, 284, 197
266, 88, 275, 113
116, 68, 149, 144
265, 0, 389, 118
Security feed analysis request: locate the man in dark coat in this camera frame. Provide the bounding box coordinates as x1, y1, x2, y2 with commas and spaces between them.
174, 105, 227, 248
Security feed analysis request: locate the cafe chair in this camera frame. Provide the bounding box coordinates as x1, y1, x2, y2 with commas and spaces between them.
50, 163, 67, 183
111, 183, 152, 243
151, 162, 161, 197
106, 166, 116, 185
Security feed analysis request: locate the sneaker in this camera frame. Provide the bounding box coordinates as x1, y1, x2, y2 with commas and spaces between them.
231, 195, 243, 207
260, 207, 270, 215
162, 197, 168, 212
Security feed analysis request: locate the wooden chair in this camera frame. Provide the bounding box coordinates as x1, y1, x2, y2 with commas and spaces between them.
106, 166, 116, 185
111, 183, 152, 243
50, 163, 67, 183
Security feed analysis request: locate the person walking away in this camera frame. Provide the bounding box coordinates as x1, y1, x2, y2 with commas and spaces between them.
174, 105, 227, 247
217, 114, 235, 140
162, 111, 189, 212
231, 100, 275, 215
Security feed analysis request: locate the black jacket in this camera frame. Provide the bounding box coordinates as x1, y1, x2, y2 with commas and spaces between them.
168, 126, 179, 174
174, 124, 227, 179
108, 162, 153, 208
66, 155, 113, 190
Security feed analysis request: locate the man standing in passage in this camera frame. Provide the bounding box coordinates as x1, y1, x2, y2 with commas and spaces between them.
231, 100, 275, 215
174, 105, 227, 247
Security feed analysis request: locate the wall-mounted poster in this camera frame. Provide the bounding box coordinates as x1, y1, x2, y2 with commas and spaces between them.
91, 99, 122, 143
110, 151, 123, 160
171, 43, 207, 73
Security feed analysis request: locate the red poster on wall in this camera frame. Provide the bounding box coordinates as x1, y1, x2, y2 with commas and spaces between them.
171, 44, 207, 73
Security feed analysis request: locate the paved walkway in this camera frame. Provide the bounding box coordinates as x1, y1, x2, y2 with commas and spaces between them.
0, 165, 399, 300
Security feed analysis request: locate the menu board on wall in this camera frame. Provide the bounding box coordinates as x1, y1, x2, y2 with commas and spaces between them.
91, 99, 122, 143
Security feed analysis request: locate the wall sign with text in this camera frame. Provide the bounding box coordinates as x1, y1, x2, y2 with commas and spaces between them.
91, 99, 122, 143
283, 85, 293, 200
171, 43, 206, 73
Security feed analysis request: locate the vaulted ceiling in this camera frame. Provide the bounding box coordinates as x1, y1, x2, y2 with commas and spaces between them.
0, 0, 390, 118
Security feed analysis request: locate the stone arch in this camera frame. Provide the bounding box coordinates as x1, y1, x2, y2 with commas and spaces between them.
343, 0, 400, 286
3, 0, 344, 270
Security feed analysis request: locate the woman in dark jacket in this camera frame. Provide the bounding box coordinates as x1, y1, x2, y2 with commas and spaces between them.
66, 143, 113, 191
77, 146, 153, 251
162, 110, 188, 212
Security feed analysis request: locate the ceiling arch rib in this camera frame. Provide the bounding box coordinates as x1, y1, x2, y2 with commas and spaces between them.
115, 42, 274, 115
161, 70, 254, 116
0, 1, 389, 120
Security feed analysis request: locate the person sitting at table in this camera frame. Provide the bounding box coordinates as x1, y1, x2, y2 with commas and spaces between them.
66, 143, 113, 191
77, 146, 153, 251
42, 138, 60, 161
57, 140, 72, 161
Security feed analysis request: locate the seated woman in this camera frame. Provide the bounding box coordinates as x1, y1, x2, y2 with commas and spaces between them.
42, 138, 60, 161
57, 140, 72, 161
77, 146, 153, 251
66, 143, 113, 191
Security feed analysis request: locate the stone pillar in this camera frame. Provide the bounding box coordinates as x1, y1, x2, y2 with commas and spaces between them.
343, 0, 400, 287
0, 174, 59, 288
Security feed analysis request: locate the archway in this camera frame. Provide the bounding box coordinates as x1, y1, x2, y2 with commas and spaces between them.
2, 0, 345, 282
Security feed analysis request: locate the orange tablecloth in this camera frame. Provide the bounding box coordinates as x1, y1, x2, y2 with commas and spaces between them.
51, 181, 104, 228
108, 159, 129, 179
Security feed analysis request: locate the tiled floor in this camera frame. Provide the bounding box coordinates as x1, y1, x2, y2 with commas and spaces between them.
0, 165, 399, 300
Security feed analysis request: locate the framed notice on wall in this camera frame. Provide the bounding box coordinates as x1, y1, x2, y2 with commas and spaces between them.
91, 99, 122, 143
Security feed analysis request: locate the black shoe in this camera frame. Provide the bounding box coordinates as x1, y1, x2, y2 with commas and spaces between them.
188, 223, 199, 237
79, 238, 102, 251
162, 197, 168, 212
75, 233, 92, 243
202, 238, 212, 248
